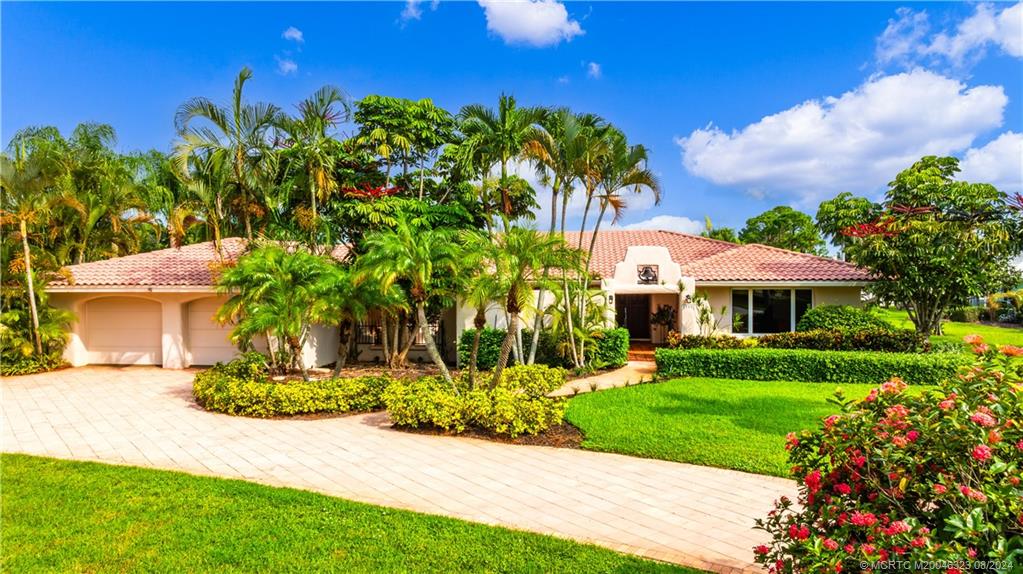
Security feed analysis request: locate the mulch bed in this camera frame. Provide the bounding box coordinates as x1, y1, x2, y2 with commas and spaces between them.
394, 422, 584, 449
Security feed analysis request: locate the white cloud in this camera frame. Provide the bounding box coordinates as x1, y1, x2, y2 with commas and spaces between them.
617, 215, 705, 235
677, 69, 1007, 205
282, 26, 304, 44
556, 75, 570, 85
959, 131, 1023, 193
876, 3, 1022, 69
586, 61, 601, 79
477, 0, 583, 47
401, 0, 439, 22
275, 56, 298, 76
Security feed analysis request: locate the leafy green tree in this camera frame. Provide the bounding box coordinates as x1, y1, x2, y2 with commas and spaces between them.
700, 217, 739, 243
216, 245, 337, 379
739, 206, 827, 255
357, 217, 463, 386
816, 156, 1023, 335
174, 67, 281, 240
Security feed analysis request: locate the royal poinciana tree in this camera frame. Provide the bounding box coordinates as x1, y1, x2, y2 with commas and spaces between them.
817, 156, 1023, 336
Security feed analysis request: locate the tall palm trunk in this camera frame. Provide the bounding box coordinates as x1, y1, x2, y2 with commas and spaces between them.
557, 188, 580, 367
527, 180, 561, 364
332, 319, 353, 377
468, 309, 486, 388
20, 219, 43, 355
492, 311, 518, 389
417, 302, 453, 388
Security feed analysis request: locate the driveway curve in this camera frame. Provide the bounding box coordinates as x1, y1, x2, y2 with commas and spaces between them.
2, 367, 795, 573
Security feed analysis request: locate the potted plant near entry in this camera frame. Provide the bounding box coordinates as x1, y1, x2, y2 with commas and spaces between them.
650, 304, 677, 344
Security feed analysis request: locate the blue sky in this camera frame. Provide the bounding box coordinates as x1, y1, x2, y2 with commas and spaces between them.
3, 1, 1021, 234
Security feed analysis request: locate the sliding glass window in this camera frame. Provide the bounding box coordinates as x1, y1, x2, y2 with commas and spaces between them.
731, 288, 814, 334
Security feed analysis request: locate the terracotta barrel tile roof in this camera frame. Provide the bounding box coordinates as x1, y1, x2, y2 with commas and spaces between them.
50, 230, 868, 289
565, 229, 870, 282
52, 238, 349, 288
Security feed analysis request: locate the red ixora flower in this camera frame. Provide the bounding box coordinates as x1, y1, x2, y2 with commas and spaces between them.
823, 538, 839, 551
959, 485, 988, 502
804, 469, 822, 493
906, 430, 920, 442
883, 520, 911, 536
833, 483, 852, 495
1000, 345, 1023, 357
789, 524, 810, 540
972, 444, 993, 462
933, 483, 947, 494
785, 432, 799, 450
754, 545, 770, 555
850, 511, 877, 527
971, 412, 997, 427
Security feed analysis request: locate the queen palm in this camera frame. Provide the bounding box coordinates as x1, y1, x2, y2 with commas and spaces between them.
457, 94, 545, 230
173, 67, 281, 240
358, 217, 462, 386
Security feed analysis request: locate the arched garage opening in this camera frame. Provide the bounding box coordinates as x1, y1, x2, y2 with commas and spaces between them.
186, 297, 239, 366
83, 297, 162, 365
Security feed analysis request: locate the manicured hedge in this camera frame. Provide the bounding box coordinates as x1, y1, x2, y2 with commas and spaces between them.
757, 328, 924, 353
655, 347, 969, 385
665, 333, 746, 350
796, 305, 893, 332
193, 355, 392, 417
588, 327, 629, 369
457, 328, 507, 371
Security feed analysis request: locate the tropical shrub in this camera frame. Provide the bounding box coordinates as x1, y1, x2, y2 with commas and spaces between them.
758, 329, 924, 353
666, 332, 747, 350
987, 290, 1023, 324
193, 355, 392, 417
796, 305, 893, 333
458, 328, 508, 371
753, 339, 1023, 573
949, 306, 983, 323
655, 348, 968, 385
0, 352, 66, 376
383, 364, 567, 437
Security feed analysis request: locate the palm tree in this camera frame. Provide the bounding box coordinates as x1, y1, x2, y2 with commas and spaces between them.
357, 217, 462, 386
458, 231, 506, 388
0, 140, 52, 355
216, 245, 337, 379
173, 67, 281, 240
457, 94, 545, 230
278, 85, 349, 245
470, 227, 581, 388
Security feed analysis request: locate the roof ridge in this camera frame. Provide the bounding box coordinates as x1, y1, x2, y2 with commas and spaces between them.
740, 242, 860, 268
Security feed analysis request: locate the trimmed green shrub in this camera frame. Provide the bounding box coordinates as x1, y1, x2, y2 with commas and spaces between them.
193, 356, 392, 417
948, 306, 982, 323
457, 328, 507, 371
589, 327, 629, 369
796, 305, 893, 333
383, 364, 567, 437
0, 353, 67, 377
655, 347, 969, 385
758, 328, 924, 353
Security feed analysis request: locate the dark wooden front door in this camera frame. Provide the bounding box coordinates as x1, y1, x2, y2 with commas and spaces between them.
615, 294, 651, 340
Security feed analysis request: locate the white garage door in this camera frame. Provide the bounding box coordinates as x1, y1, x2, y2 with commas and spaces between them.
84, 297, 162, 365
187, 297, 239, 366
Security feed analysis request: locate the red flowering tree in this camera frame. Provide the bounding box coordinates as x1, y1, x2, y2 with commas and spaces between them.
754, 338, 1023, 573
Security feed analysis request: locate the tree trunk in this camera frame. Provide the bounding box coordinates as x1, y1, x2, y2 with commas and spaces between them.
528, 181, 561, 364
468, 309, 486, 388
491, 311, 518, 389
332, 319, 353, 377
289, 335, 308, 381
20, 219, 43, 356
380, 316, 391, 367
418, 303, 454, 388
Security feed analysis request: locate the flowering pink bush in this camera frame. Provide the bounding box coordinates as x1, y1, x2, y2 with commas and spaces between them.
754, 337, 1023, 573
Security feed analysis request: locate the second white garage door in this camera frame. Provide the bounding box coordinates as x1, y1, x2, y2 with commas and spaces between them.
84, 297, 162, 365
187, 297, 239, 366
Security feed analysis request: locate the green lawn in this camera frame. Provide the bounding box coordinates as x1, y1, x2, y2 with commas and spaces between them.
566, 378, 896, 478
1, 454, 696, 574
872, 307, 1023, 347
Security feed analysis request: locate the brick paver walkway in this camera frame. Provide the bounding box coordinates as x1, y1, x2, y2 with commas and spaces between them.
2, 367, 795, 573
549, 360, 657, 397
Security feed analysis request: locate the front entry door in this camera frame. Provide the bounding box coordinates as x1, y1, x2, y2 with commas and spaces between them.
615, 294, 651, 340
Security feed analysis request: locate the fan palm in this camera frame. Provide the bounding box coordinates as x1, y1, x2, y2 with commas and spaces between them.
173, 67, 281, 240
357, 217, 463, 386
457, 94, 545, 229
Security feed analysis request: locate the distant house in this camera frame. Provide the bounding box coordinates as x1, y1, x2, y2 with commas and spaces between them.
47, 230, 870, 369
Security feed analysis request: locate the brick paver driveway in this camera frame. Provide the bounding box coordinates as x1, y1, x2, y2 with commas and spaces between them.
2, 367, 795, 573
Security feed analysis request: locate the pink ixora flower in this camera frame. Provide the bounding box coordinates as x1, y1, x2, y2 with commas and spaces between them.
973, 343, 991, 354
972, 444, 993, 462
785, 432, 799, 450
906, 430, 920, 442
880, 378, 906, 394
1000, 345, 1023, 357
883, 520, 911, 536
850, 511, 877, 527
971, 411, 997, 427
959, 485, 988, 503
823, 538, 839, 551
933, 483, 947, 494
963, 334, 984, 345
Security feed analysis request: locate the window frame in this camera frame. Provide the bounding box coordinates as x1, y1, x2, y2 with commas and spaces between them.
730, 288, 814, 335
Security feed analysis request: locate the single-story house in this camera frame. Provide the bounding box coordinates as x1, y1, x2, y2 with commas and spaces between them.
48, 230, 870, 369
